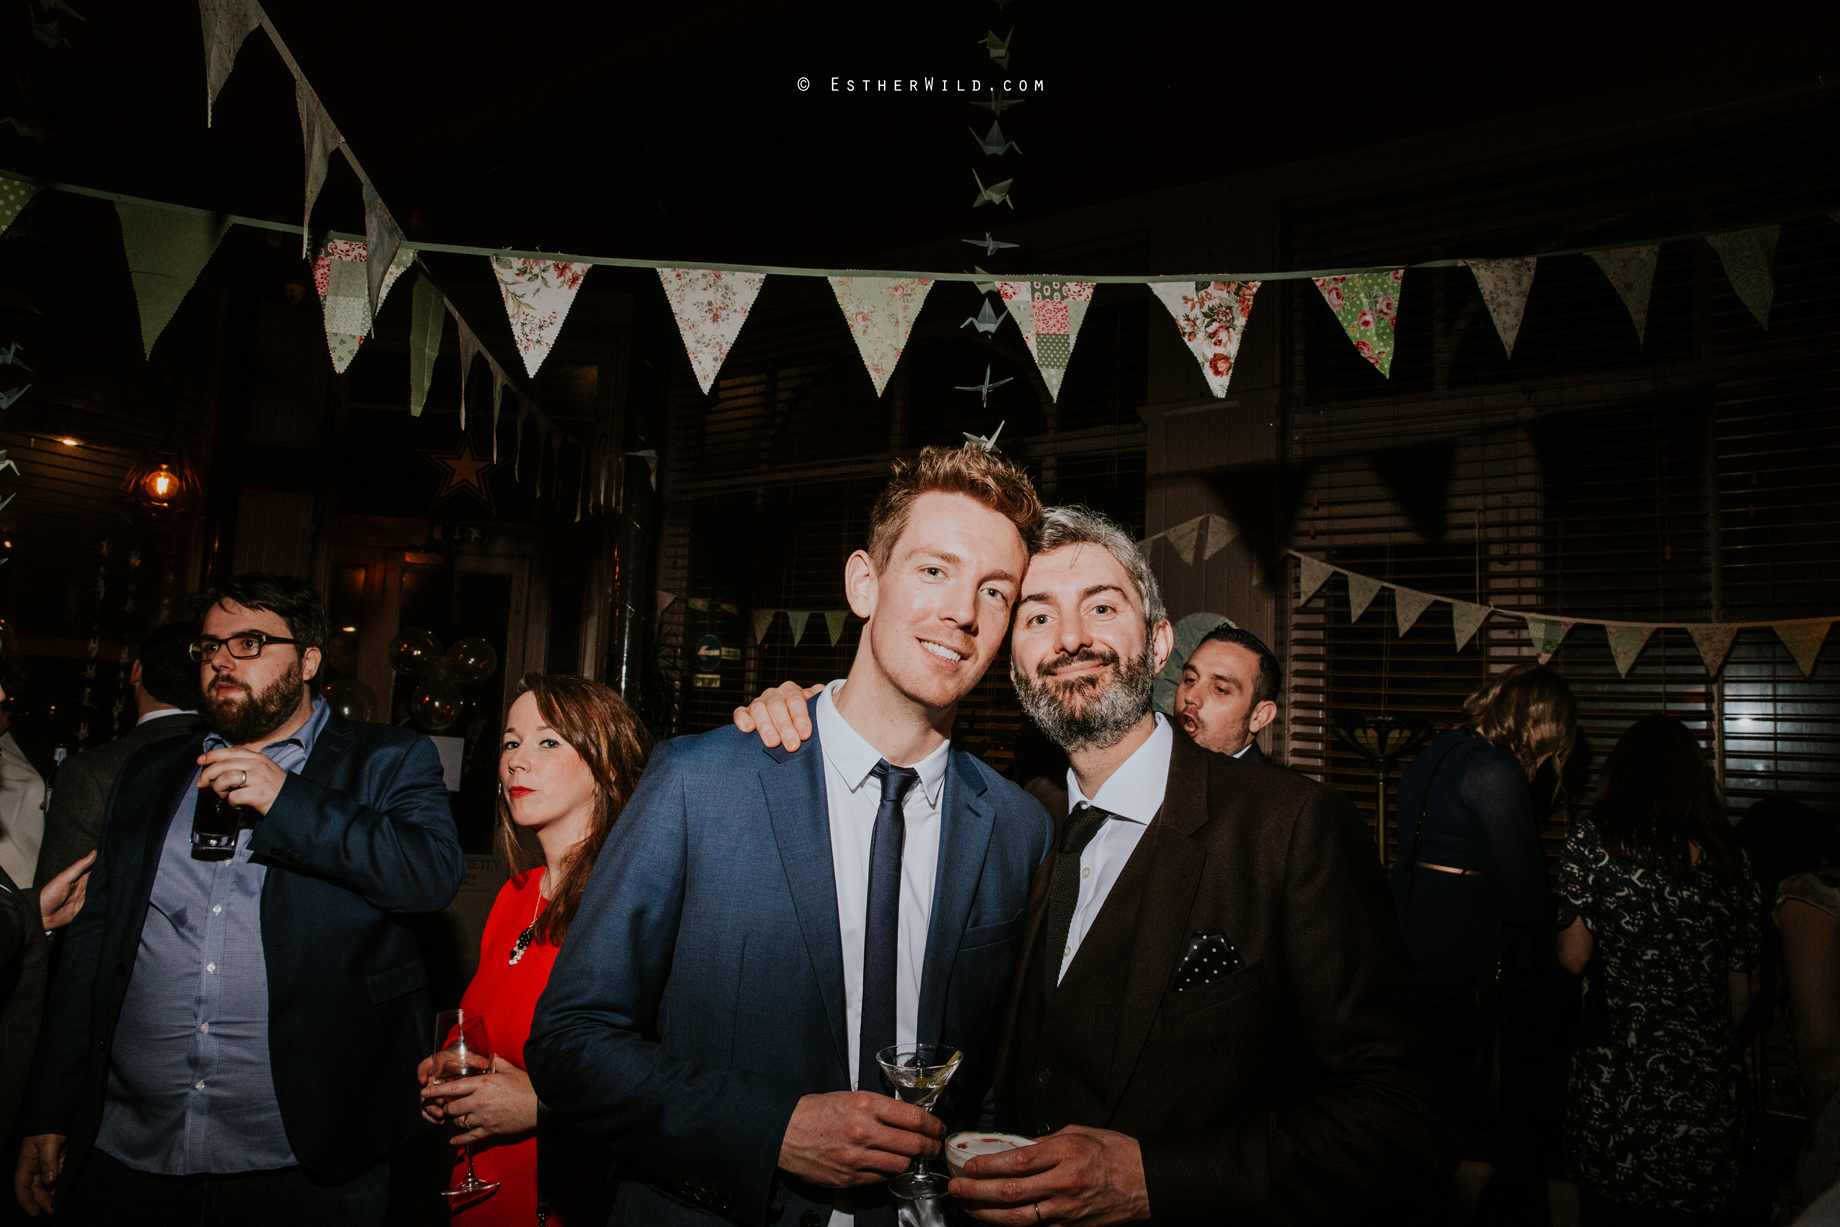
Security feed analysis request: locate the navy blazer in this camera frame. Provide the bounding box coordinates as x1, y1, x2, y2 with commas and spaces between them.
526, 725, 1054, 1227
19, 714, 464, 1187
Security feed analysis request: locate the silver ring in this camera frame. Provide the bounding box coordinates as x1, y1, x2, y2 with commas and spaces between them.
1034, 1205, 1043, 1224
239, 770, 248, 787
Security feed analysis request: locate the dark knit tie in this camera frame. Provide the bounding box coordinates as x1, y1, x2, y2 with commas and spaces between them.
859, 760, 919, 1096
1043, 804, 1112, 1008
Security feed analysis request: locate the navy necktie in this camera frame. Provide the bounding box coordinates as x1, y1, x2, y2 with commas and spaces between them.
859, 760, 919, 1096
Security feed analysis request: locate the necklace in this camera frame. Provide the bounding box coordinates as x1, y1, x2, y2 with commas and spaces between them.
508, 874, 548, 966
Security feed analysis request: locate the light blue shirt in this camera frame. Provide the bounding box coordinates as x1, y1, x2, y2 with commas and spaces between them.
96, 699, 330, 1174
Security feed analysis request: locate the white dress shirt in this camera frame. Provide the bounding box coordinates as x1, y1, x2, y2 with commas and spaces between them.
1233, 741, 1253, 759
1057, 713, 1173, 984
136, 708, 197, 728
814, 681, 950, 1227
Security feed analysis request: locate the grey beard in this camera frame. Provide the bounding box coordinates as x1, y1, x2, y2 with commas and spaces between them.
1013, 641, 1156, 754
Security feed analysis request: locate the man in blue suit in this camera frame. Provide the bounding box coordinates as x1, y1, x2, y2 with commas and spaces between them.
13, 573, 463, 1224
527, 445, 1056, 1227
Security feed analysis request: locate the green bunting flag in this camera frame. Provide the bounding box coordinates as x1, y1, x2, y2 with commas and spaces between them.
1525, 616, 1572, 662
0, 180, 40, 236
408, 273, 444, 416
1776, 620, 1830, 677
825, 610, 848, 646
1586, 246, 1658, 346
1706, 225, 1780, 329
1605, 624, 1654, 677
115, 203, 230, 358
1312, 270, 1403, 376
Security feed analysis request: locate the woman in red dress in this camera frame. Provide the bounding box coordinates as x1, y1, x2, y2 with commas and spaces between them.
416, 671, 650, 1226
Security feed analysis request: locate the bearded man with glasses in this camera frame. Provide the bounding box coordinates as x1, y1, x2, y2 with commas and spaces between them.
13, 573, 463, 1226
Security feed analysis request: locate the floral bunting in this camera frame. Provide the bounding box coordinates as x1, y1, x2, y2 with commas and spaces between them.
1459, 258, 1537, 357
1688, 623, 1738, 675
0, 180, 39, 236
1297, 554, 1333, 607
1202, 514, 1237, 561
828, 276, 933, 396
658, 269, 767, 393
1149, 280, 1258, 396
1165, 518, 1199, 565
1585, 246, 1658, 346
751, 609, 774, 645
313, 238, 411, 373
1312, 270, 1403, 375
362, 181, 405, 323
1347, 573, 1383, 622
1394, 586, 1436, 636
491, 256, 590, 379
200, 0, 265, 127
788, 611, 814, 647
752, 608, 851, 646
1000, 280, 1096, 402
1605, 624, 1654, 677
1706, 225, 1781, 330
1776, 621, 1831, 677
1526, 616, 1572, 663
449, 301, 482, 428
1452, 601, 1490, 651
294, 77, 342, 257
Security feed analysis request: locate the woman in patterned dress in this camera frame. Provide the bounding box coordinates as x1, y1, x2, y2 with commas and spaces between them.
417, 673, 650, 1226
1556, 713, 1761, 1225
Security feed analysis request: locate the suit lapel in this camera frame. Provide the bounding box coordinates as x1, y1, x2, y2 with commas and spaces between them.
915, 749, 996, 1045
1099, 737, 1211, 1121
300, 714, 354, 785
130, 734, 211, 909
761, 730, 850, 1073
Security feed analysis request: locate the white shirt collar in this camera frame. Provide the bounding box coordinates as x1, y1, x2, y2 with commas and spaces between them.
137, 708, 197, 727
1232, 741, 1252, 759
1066, 712, 1173, 826
812, 680, 950, 808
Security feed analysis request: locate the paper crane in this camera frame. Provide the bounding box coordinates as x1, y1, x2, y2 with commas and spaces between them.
0, 116, 48, 141
972, 169, 1015, 210
28, 10, 70, 49
961, 232, 1019, 256
978, 28, 1013, 69
0, 343, 29, 371
0, 386, 29, 410
37, 0, 86, 20
969, 120, 1021, 157
971, 266, 999, 295
961, 299, 1008, 336
971, 90, 1023, 116
955, 365, 1014, 408
963, 420, 1007, 452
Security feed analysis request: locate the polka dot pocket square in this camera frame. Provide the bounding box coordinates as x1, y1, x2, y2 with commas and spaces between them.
1174, 932, 1244, 992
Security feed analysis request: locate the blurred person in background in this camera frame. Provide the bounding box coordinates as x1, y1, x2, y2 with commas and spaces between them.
417, 672, 649, 1227
1389, 662, 1579, 1224
1557, 713, 1760, 1226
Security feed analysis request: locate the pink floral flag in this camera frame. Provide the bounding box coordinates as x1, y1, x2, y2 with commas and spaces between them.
1585, 246, 1658, 346
1002, 280, 1098, 401
1459, 258, 1537, 357
1148, 280, 1258, 396
1311, 270, 1402, 376
657, 269, 767, 393
828, 276, 934, 396
313, 238, 412, 373
491, 256, 591, 378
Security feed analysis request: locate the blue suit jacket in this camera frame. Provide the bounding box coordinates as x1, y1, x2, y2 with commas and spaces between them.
526, 725, 1054, 1227
19, 714, 464, 1187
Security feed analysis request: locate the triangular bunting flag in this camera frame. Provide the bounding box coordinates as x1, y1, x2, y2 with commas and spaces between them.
1347, 573, 1382, 622
829, 276, 933, 396
1165, 517, 1199, 565
1394, 587, 1436, 636
1452, 601, 1490, 651
449, 301, 481, 429
490, 367, 514, 460
1525, 616, 1572, 663
1296, 555, 1332, 607
1459, 257, 1537, 357
1000, 280, 1097, 401
0, 180, 41, 236
408, 273, 444, 416
1585, 246, 1658, 346
115, 203, 230, 359
1688, 623, 1738, 676
751, 609, 776, 644
1776, 621, 1830, 677
658, 268, 766, 393
295, 78, 342, 257
1311, 270, 1403, 376
1605, 624, 1655, 677
655, 590, 675, 619
200, 0, 265, 127
789, 611, 814, 647
491, 256, 589, 379
1706, 225, 1781, 330
825, 610, 848, 646
362, 181, 405, 324
313, 238, 410, 373
1148, 280, 1258, 396
1202, 514, 1237, 561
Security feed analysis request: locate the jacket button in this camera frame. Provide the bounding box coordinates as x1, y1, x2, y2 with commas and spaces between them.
1037, 1067, 1051, 1084
95, 1036, 107, 1049
801, 1213, 821, 1227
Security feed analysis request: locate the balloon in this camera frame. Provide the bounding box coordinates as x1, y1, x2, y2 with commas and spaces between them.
411, 679, 464, 732
389, 628, 442, 678
322, 678, 378, 723
444, 638, 499, 686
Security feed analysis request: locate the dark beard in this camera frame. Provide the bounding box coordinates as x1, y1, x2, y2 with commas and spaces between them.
201, 657, 306, 746
1012, 640, 1156, 754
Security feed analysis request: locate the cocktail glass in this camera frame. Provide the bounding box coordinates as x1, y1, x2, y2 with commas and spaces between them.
875, 1043, 963, 1200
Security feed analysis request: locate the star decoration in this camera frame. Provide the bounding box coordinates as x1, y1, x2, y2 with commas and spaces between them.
419, 435, 498, 512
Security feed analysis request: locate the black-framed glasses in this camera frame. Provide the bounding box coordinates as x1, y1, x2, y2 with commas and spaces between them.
190, 632, 300, 662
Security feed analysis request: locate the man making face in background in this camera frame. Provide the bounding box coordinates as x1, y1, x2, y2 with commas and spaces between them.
1173, 622, 1281, 765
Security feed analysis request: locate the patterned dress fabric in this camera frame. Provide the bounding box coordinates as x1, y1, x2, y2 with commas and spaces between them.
492, 257, 590, 378
828, 276, 933, 396
1310, 271, 1401, 375
1459, 257, 1538, 357
657, 269, 766, 393
1557, 819, 1761, 1214
312, 239, 411, 373
1000, 280, 1097, 402
1149, 280, 1259, 396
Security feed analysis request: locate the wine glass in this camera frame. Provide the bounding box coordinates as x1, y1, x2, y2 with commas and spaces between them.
429, 1009, 501, 1201
875, 1043, 963, 1199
